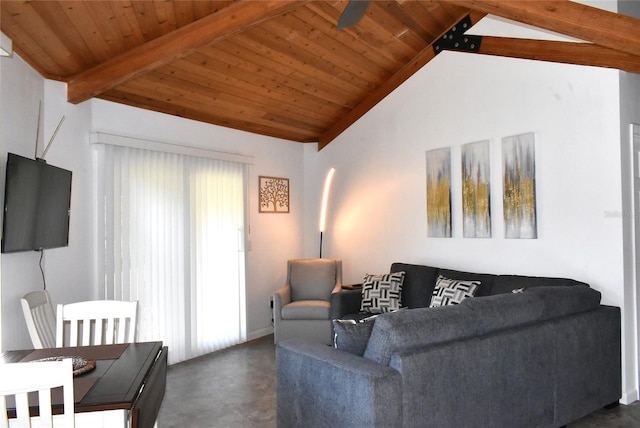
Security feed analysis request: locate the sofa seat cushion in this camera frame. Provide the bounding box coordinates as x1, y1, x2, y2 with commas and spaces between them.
338, 312, 376, 322
282, 300, 330, 320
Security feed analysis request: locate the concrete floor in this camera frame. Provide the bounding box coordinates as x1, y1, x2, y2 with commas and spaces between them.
158, 335, 277, 428
157, 335, 640, 428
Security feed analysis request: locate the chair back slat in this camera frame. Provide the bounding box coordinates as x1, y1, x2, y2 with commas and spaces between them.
56, 300, 138, 347
21, 290, 56, 349
106, 317, 115, 345
15, 394, 30, 421
38, 389, 54, 422
0, 359, 75, 428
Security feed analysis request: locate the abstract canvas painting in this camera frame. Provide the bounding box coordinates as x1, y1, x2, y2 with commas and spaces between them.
502, 133, 537, 238
426, 147, 452, 237
462, 140, 491, 238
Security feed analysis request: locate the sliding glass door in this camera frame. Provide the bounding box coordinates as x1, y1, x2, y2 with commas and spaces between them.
96, 144, 247, 364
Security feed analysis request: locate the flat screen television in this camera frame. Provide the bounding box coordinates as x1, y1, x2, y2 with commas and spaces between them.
1, 153, 72, 253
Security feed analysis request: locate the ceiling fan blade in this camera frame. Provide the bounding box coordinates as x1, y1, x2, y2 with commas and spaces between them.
337, 0, 369, 30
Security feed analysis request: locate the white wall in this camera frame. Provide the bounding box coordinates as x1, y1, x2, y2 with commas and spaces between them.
619, 69, 640, 404
307, 53, 623, 285
1, 55, 306, 351
0, 54, 45, 350
617, 0, 640, 405
0, 55, 96, 351
618, 0, 640, 404
303, 22, 634, 400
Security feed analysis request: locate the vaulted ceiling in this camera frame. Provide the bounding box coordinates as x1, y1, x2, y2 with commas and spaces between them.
2, 1, 639, 149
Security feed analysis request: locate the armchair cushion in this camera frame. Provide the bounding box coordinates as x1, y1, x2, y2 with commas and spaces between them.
290, 259, 340, 301
282, 300, 331, 320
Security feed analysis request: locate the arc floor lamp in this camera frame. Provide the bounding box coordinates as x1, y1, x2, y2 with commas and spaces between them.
319, 167, 335, 258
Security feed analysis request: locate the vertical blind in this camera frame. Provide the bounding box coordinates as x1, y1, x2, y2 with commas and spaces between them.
96, 144, 247, 364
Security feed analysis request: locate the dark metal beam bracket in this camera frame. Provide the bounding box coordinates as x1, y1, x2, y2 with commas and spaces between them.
433, 15, 482, 55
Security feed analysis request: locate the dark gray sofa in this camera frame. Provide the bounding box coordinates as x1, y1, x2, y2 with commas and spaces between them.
276, 262, 621, 428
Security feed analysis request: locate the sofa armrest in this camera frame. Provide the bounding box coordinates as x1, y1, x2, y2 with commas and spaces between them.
330, 288, 363, 319
272, 285, 291, 322
276, 340, 402, 428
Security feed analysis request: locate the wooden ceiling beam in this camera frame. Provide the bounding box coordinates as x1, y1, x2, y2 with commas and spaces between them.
66, 0, 305, 104
477, 36, 640, 73
318, 10, 487, 150
449, 0, 640, 57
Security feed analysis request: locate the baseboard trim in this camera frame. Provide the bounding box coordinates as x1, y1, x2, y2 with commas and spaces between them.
621, 388, 639, 405
247, 327, 273, 341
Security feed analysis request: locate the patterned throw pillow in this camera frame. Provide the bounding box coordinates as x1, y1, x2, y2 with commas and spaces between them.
429, 275, 480, 307
360, 272, 405, 314
333, 315, 378, 356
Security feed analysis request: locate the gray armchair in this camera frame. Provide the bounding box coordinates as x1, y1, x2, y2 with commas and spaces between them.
272, 258, 342, 345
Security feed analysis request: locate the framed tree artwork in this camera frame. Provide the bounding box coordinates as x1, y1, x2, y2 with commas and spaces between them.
259, 176, 290, 213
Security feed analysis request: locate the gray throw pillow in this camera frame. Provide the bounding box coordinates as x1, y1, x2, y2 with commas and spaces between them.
333, 315, 378, 356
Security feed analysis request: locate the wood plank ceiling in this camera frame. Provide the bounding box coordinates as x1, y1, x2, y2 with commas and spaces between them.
2, 1, 640, 150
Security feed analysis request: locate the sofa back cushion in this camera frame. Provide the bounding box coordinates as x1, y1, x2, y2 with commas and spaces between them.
363, 285, 601, 366
363, 305, 478, 365
437, 268, 497, 297
460, 292, 544, 331
491, 275, 589, 295
526, 285, 601, 320
390, 263, 440, 309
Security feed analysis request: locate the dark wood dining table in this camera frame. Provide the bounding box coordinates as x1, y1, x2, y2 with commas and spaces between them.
1, 341, 167, 428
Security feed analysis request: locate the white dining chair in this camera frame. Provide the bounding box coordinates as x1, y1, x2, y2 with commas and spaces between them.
21, 290, 57, 349
56, 300, 138, 347
0, 358, 75, 428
